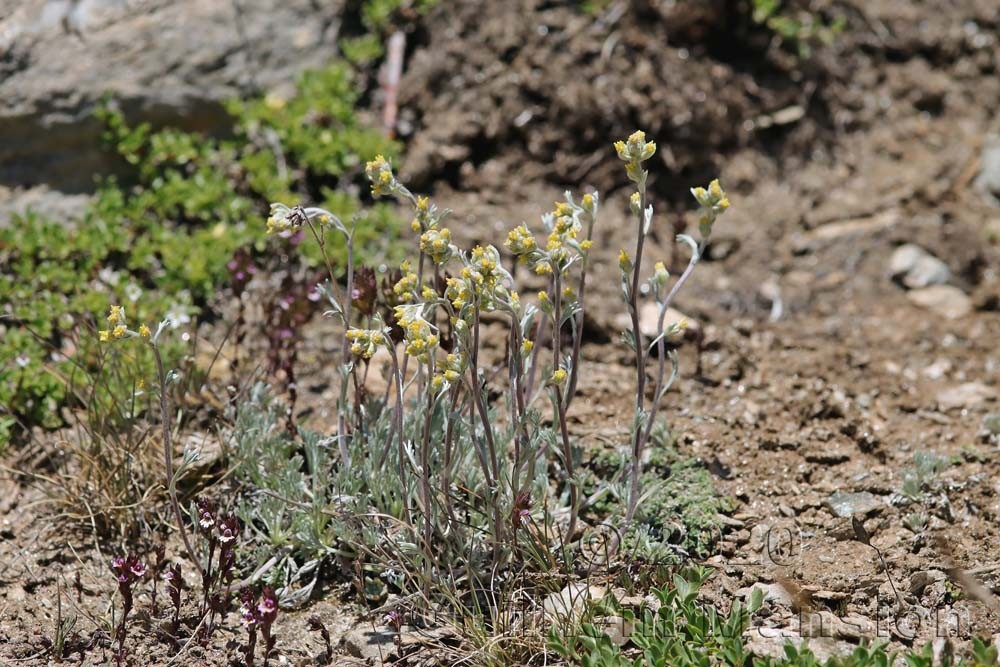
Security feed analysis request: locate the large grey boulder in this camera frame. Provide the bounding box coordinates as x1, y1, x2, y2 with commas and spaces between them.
0, 0, 344, 193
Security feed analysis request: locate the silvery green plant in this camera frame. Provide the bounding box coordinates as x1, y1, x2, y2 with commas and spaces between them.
255, 132, 729, 614
613, 131, 730, 525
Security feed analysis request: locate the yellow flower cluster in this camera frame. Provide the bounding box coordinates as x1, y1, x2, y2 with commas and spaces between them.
550, 368, 568, 386
690, 178, 731, 235
629, 191, 642, 215
651, 261, 670, 293
419, 227, 454, 265
614, 130, 657, 183
393, 260, 420, 302
266, 203, 299, 235
505, 224, 537, 256
411, 196, 433, 233
365, 155, 395, 198
394, 305, 439, 363
444, 245, 514, 312
544, 208, 580, 268
504, 198, 592, 279
345, 327, 386, 359
537, 290, 552, 314
445, 274, 473, 310
469, 245, 502, 289
431, 351, 467, 391
99, 305, 151, 343
618, 249, 632, 274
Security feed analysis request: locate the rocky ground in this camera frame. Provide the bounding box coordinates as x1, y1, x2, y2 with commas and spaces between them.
2, 0, 1000, 664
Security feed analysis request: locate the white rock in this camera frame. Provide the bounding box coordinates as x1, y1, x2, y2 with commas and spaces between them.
907, 285, 972, 319
890, 244, 951, 289
615, 303, 699, 339
936, 382, 998, 411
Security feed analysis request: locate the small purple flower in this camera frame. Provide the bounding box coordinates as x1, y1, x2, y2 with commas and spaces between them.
218, 514, 239, 544
240, 600, 257, 628
129, 559, 147, 579
111, 554, 146, 584
196, 498, 217, 534
257, 597, 276, 616
383, 609, 403, 632
510, 490, 534, 529
257, 587, 278, 624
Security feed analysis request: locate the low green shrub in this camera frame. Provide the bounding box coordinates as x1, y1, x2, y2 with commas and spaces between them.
0, 62, 406, 436
551, 570, 1000, 666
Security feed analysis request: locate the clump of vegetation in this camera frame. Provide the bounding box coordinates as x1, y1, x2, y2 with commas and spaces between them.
551, 569, 1000, 667
585, 425, 735, 564
899, 451, 952, 504
340, 0, 438, 64
0, 62, 405, 438
216, 130, 729, 663
751, 0, 845, 59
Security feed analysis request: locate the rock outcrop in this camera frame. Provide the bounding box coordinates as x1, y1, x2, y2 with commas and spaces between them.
0, 0, 345, 193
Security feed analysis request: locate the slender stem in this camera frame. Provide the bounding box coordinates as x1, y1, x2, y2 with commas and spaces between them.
508, 318, 529, 499
441, 386, 461, 529
387, 347, 411, 526
153, 346, 202, 578
625, 184, 648, 525
639, 242, 703, 449
629, 187, 649, 404
305, 217, 353, 471
524, 316, 545, 399
469, 306, 504, 551
339, 234, 356, 469
566, 210, 596, 407
552, 272, 578, 542
418, 359, 435, 602
471, 308, 500, 483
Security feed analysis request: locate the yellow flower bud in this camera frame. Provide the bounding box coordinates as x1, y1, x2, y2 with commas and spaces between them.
107, 305, 123, 325
618, 249, 632, 273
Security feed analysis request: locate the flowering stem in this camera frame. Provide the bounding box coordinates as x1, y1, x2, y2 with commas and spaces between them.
552, 272, 578, 542
304, 217, 353, 471
508, 316, 530, 500
339, 232, 356, 466
387, 346, 412, 527
566, 210, 596, 407
638, 241, 704, 451
470, 306, 504, 549
441, 385, 461, 529
152, 346, 202, 578
418, 358, 435, 600
624, 184, 648, 525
